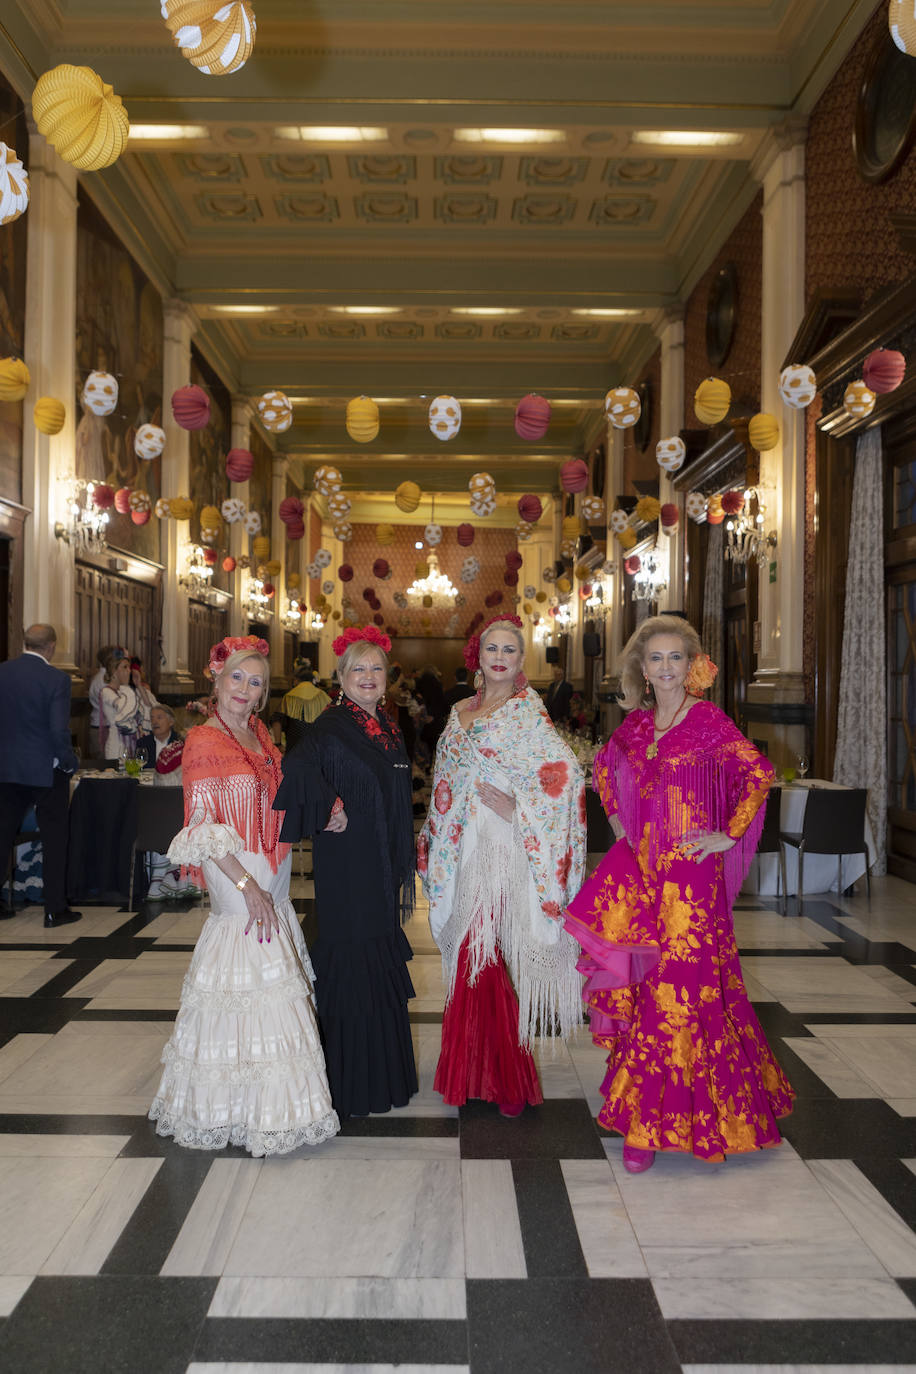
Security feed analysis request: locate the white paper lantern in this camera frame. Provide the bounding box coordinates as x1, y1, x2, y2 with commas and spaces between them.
134, 423, 166, 461
306, 560, 320, 579
460, 555, 480, 583
314, 547, 332, 567
244, 509, 262, 535
0, 143, 29, 226
778, 364, 817, 409
685, 491, 707, 522
608, 508, 629, 534
327, 492, 351, 521
322, 579, 334, 594
470, 491, 496, 517
155, 497, 171, 519
581, 495, 606, 524
428, 395, 462, 441
221, 497, 246, 523
656, 435, 686, 473
393, 591, 408, 609
605, 386, 641, 429
542, 566, 556, 583
81, 370, 118, 417
424, 522, 443, 546
129, 490, 151, 513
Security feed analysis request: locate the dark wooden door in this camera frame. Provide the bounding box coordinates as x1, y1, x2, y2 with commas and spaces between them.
885, 411, 916, 882
74, 562, 159, 687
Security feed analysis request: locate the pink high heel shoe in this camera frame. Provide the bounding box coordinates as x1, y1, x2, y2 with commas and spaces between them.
622, 1143, 655, 1173
498, 1101, 526, 1118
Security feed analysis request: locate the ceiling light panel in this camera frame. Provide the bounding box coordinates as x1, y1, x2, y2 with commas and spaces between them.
452, 128, 565, 145
630, 130, 744, 148
129, 124, 209, 141
273, 126, 388, 143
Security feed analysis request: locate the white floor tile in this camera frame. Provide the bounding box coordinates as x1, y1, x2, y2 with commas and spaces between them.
0, 1156, 118, 1274
739, 956, 916, 1014
0, 953, 71, 997
72, 951, 191, 1008
807, 1159, 916, 1277
41, 1157, 162, 1274
0, 908, 127, 944
782, 1038, 879, 1098
0, 1020, 167, 1116
0, 1275, 32, 1317
162, 1159, 263, 1276
0, 1034, 53, 1087
560, 1158, 646, 1277
0, 1134, 130, 1157
653, 1274, 915, 1319
816, 1034, 916, 1099
461, 1159, 526, 1279
209, 1275, 467, 1320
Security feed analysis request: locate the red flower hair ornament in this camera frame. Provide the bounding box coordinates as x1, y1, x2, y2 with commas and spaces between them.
205, 634, 269, 680
463, 613, 523, 672
331, 624, 392, 658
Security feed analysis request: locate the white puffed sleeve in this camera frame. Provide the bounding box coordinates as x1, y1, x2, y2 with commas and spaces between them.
167, 778, 244, 865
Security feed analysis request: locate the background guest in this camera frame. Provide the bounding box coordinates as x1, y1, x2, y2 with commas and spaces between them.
442, 665, 474, 713
0, 624, 81, 926
88, 644, 124, 756
544, 662, 573, 723
99, 654, 143, 759
129, 657, 158, 734
271, 656, 330, 752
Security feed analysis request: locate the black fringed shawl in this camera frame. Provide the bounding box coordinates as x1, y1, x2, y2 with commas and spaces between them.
274, 701, 416, 922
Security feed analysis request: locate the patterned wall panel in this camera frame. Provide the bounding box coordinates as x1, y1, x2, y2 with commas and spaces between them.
0, 71, 27, 506
623, 344, 662, 493
188, 346, 230, 575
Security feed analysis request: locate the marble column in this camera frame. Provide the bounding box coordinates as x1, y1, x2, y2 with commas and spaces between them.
158, 300, 196, 692
746, 122, 808, 766
270, 453, 290, 688
228, 398, 253, 637
21, 137, 81, 676
653, 307, 686, 612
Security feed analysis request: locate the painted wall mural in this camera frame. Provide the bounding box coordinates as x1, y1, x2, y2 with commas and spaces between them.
0, 73, 28, 507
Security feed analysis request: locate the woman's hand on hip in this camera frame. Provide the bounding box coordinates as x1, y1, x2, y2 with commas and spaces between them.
476, 780, 515, 821
324, 806, 348, 832
243, 881, 279, 941
679, 830, 736, 862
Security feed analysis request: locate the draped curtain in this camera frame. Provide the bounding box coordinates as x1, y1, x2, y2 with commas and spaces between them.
833, 426, 887, 874
701, 521, 725, 709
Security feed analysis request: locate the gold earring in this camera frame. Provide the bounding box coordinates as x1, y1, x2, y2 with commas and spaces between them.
474, 669, 483, 690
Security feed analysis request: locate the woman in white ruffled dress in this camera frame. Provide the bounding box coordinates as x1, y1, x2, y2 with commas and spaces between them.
149, 635, 339, 1156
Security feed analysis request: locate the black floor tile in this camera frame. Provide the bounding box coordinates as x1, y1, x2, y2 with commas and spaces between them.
27, 958, 107, 1000
0, 994, 88, 1049
466, 1278, 680, 1374
195, 1316, 468, 1365
337, 1114, 458, 1137
779, 1097, 916, 1159
0, 1276, 216, 1374
769, 1037, 840, 1100
854, 1154, 916, 1231
459, 1099, 606, 1159
101, 1154, 214, 1274
0, 1113, 145, 1136
669, 1316, 916, 1365
73, 1009, 176, 1022
54, 936, 151, 960
897, 1277, 916, 1310
512, 1159, 587, 1278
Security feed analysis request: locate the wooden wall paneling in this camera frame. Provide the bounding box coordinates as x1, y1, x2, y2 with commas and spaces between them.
813, 431, 855, 778
187, 600, 228, 694
0, 498, 29, 661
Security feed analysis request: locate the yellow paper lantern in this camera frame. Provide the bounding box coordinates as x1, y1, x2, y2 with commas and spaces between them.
161, 0, 257, 76
556, 576, 572, 595
395, 480, 421, 513
0, 143, 29, 227
616, 527, 637, 550
0, 357, 30, 402
200, 504, 221, 531
257, 389, 292, 434
574, 563, 591, 581
346, 395, 379, 443
843, 380, 876, 420
748, 412, 779, 452
422, 594, 433, 608
890, 0, 916, 54
33, 396, 65, 435
252, 535, 270, 562
376, 523, 395, 545
694, 377, 731, 426
634, 496, 661, 525
535, 590, 547, 604
414, 561, 429, 579
169, 495, 194, 521
706, 494, 725, 526
266, 559, 282, 577
32, 65, 129, 172
523, 602, 533, 615
287, 572, 300, 589
562, 514, 584, 539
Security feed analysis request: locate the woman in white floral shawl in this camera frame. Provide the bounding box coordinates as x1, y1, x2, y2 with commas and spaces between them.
419, 616, 584, 1116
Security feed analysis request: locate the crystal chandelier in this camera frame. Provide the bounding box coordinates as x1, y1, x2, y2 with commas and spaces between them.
631, 556, 667, 603
407, 550, 458, 607
54, 474, 110, 553
724, 487, 778, 568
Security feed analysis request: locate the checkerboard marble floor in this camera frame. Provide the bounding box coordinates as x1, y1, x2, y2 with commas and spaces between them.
1, 866, 915, 1373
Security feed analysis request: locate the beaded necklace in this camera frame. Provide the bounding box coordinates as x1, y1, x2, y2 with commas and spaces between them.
645, 690, 689, 760
212, 706, 281, 854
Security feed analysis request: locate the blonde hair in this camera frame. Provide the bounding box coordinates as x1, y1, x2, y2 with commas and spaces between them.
618, 614, 703, 711
479, 618, 525, 659
211, 648, 271, 713
337, 638, 390, 680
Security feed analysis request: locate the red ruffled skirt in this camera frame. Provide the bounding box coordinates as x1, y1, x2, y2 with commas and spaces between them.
435, 936, 543, 1107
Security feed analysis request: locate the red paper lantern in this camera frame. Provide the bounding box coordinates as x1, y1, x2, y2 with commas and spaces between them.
92, 483, 114, 510
222, 556, 236, 572
373, 613, 383, 626
863, 348, 906, 394
279, 496, 304, 525
624, 556, 641, 574
386, 625, 397, 637
203, 547, 217, 566
504, 570, 519, 586
517, 494, 543, 524
514, 393, 551, 441
171, 384, 210, 431
373, 558, 390, 578
226, 447, 254, 482
299, 601, 308, 613
485, 589, 504, 608
579, 584, 592, 600
262, 582, 275, 598
560, 459, 588, 494
660, 502, 679, 528
286, 521, 305, 541
362, 587, 375, 601
505, 550, 523, 571
114, 487, 131, 515
457, 523, 475, 547
131, 508, 150, 526
721, 490, 744, 516
339, 564, 353, 581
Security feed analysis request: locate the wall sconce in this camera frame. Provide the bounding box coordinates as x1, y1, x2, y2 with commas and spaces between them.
283, 595, 303, 633
631, 556, 668, 603
724, 487, 778, 568
243, 574, 273, 625
54, 474, 110, 552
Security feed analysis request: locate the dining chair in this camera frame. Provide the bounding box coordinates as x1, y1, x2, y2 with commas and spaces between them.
779, 786, 871, 911
128, 786, 186, 909
754, 785, 786, 914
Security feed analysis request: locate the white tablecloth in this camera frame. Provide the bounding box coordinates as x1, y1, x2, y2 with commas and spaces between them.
743, 780, 876, 897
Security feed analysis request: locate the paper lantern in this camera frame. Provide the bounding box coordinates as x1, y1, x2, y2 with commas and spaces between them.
307, 561, 321, 580
226, 447, 253, 482
327, 492, 351, 522
694, 377, 731, 426
560, 539, 576, 560
376, 523, 395, 545
171, 384, 210, 430
581, 495, 605, 524
169, 495, 194, 521
542, 567, 556, 583
258, 389, 292, 434
321, 580, 333, 594
346, 395, 379, 443
863, 348, 906, 395
457, 523, 475, 546
660, 502, 679, 534
313, 548, 330, 568
516, 522, 533, 541
279, 496, 304, 525
413, 561, 429, 580
656, 436, 686, 474
428, 395, 462, 440
162, 0, 256, 75
706, 494, 724, 526
460, 556, 480, 583
393, 591, 408, 609
0, 143, 28, 226
470, 490, 496, 518
562, 514, 583, 539
505, 551, 523, 571
395, 480, 421, 513
265, 559, 281, 578
555, 576, 572, 595
685, 491, 707, 522
200, 504, 222, 542
155, 498, 171, 519
748, 413, 779, 452
339, 564, 353, 581
624, 555, 641, 575
634, 496, 660, 525
517, 494, 542, 524
333, 521, 353, 542
32, 65, 129, 172
424, 523, 443, 547
560, 459, 588, 494
373, 558, 390, 579
129, 490, 151, 514
114, 487, 131, 515
485, 590, 504, 608
252, 535, 270, 563
504, 570, 519, 586
286, 521, 305, 541
262, 582, 275, 599
468, 472, 495, 496
202, 547, 218, 568
221, 497, 245, 523
721, 490, 744, 516
514, 393, 551, 441
608, 508, 629, 534
843, 380, 876, 419
616, 528, 636, 551
222, 556, 236, 572
131, 508, 150, 527
605, 387, 641, 429
314, 464, 342, 495
778, 364, 817, 409
135, 423, 166, 460
81, 370, 117, 417
890, 0, 916, 54
33, 397, 65, 435
92, 483, 114, 510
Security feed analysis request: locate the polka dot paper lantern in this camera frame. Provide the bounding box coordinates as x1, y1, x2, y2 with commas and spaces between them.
694, 377, 731, 426
222, 556, 236, 573
279, 496, 304, 526
81, 370, 118, 417
244, 509, 262, 535
778, 364, 817, 409
321, 580, 334, 594
460, 556, 480, 583
516, 522, 533, 541
656, 436, 686, 474
314, 548, 332, 568
0, 143, 28, 227
608, 508, 629, 534
346, 395, 379, 443
748, 413, 779, 452
129, 490, 151, 515
226, 447, 253, 482
560, 459, 588, 494
155, 498, 171, 519
114, 487, 131, 515
135, 423, 166, 460
514, 393, 551, 441
542, 567, 556, 584
395, 480, 421, 513
33, 397, 65, 435
660, 502, 679, 535
376, 523, 395, 545
161, 0, 257, 76
706, 494, 725, 526
889, 0, 916, 54
605, 386, 641, 429
221, 497, 245, 523
581, 495, 605, 524
469, 472, 495, 497
685, 491, 707, 522
470, 490, 497, 518
456, 523, 475, 547
560, 539, 576, 560
424, 522, 443, 547
257, 390, 292, 434
863, 348, 906, 395
524, 584, 536, 599
327, 492, 351, 522
843, 380, 876, 419
517, 494, 542, 524
313, 464, 342, 495
171, 384, 210, 430
428, 395, 462, 440
333, 521, 353, 542
32, 64, 129, 172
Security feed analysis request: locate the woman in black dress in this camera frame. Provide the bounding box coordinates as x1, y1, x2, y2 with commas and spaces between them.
274, 625, 418, 1118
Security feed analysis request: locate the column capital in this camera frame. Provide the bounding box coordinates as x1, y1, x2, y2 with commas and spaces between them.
162, 298, 197, 338
750, 118, 808, 185
272, 453, 289, 479
231, 396, 255, 428
651, 304, 685, 340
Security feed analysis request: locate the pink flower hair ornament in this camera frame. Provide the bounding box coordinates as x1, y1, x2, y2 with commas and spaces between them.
463, 612, 523, 672
205, 634, 270, 681
331, 624, 392, 658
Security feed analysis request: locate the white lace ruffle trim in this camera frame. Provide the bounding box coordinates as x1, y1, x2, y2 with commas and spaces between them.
177, 970, 312, 1014
159, 1041, 328, 1086
148, 1101, 340, 1156
168, 821, 243, 865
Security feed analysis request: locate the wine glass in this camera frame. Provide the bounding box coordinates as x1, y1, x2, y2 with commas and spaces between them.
796, 754, 809, 781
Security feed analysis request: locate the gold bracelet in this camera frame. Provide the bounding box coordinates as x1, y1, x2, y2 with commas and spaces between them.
235, 871, 252, 892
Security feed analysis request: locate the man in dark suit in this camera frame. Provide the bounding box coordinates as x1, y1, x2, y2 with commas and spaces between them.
442, 666, 475, 714
544, 664, 573, 723
0, 624, 81, 926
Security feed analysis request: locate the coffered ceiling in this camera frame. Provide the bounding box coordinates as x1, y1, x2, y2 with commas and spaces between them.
0, 0, 876, 494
